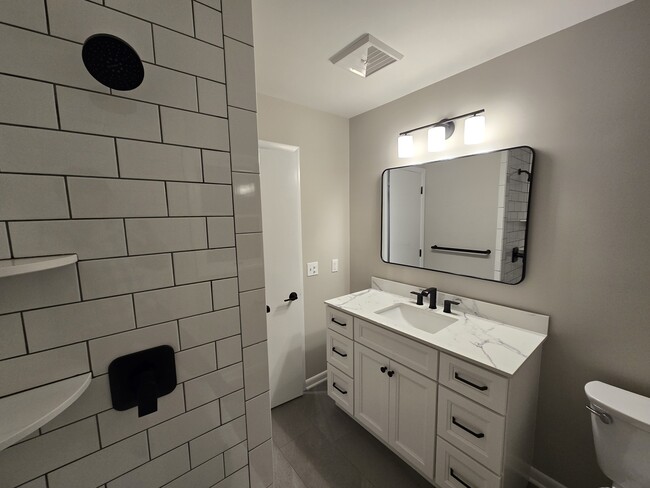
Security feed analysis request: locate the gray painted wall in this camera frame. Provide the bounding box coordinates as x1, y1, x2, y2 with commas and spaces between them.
422, 152, 500, 277
349, 1, 650, 486
0, 1, 272, 487
257, 94, 350, 379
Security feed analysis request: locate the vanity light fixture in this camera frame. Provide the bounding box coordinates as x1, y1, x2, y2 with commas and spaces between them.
427, 125, 446, 152
464, 113, 486, 145
398, 109, 485, 158
397, 134, 414, 158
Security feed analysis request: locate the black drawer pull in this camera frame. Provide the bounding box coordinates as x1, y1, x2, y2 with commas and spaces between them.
454, 372, 488, 391
331, 318, 347, 327
332, 347, 347, 358
332, 382, 347, 395
450, 468, 473, 488
452, 417, 485, 438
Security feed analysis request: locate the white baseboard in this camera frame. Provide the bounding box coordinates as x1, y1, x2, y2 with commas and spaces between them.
304, 370, 327, 390
529, 467, 568, 488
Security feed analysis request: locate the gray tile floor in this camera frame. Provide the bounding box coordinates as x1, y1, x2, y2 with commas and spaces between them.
271, 383, 432, 488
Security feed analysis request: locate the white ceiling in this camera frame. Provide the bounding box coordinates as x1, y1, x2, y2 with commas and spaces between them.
251, 0, 632, 118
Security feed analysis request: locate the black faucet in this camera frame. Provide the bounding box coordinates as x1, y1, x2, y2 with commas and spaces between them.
443, 299, 460, 314
421, 288, 438, 309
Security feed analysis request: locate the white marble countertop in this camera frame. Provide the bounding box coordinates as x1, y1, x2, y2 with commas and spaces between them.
325, 288, 547, 376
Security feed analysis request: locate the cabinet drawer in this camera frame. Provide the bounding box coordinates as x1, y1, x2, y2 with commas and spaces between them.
354, 318, 438, 380
439, 353, 508, 415
327, 330, 353, 377
327, 365, 354, 415
437, 386, 505, 474
327, 306, 353, 339
435, 438, 501, 488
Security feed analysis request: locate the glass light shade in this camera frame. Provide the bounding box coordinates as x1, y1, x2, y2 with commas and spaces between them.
428, 126, 446, 152
397, 135, 414, 158
464, 115, 485, 145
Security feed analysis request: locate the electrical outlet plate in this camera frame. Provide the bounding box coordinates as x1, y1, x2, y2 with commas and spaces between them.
307, 261, 318, 276
331, 258, 339, 273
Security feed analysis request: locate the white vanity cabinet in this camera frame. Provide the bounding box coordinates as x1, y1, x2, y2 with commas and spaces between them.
354, 342, 437, 478
325, 304, 543, 488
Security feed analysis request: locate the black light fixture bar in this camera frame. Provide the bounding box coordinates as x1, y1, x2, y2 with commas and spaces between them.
399, 109, 485, 136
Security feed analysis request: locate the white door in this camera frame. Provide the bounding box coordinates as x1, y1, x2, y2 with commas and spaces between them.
354, 343, 390, 441
388, 361, 437, 480
386, 167, 425, 266
259, 141, 306, 408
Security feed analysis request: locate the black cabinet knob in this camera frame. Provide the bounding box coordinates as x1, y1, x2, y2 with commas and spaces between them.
387, 370, 395, 377
380, 366, 387, 373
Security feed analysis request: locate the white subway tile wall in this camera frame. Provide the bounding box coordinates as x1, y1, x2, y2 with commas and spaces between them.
249, 439, 273, 488
224, 441, 249, 476
220, 389, 246, 424
203, 150, 232, 184
224, 38, 257, 112
243, 341, 270, 400
0, 2, 270, 488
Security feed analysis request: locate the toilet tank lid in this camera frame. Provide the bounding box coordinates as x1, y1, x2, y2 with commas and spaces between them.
585, 381, 650, 432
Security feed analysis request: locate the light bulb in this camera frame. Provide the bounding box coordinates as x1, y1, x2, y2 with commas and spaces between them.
397, 134, 414, 158
464, 115, 485, 145
428, 126, 446, 152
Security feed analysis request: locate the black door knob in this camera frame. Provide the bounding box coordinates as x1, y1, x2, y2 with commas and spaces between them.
284, 292, 298, 302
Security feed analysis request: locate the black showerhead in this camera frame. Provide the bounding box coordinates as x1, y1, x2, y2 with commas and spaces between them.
82, 34, 144, 91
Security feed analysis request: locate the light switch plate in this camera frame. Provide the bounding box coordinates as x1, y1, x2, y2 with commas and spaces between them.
331, 258, 339, 273
307, 261, 318, 276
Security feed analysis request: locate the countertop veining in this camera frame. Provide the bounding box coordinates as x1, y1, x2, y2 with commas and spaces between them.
325, 288, 547, 376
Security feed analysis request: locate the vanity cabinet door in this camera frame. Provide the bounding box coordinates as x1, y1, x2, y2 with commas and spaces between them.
388, 361, 437, 480
354, 343, 390, 442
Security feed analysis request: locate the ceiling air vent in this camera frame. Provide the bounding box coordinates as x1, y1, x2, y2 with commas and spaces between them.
329, 33, 403, 78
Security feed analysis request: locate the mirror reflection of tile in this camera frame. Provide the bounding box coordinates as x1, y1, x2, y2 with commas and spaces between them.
382, 146, 533, 284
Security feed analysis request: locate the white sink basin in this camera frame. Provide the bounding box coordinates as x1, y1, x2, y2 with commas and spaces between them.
376, 303, 456, 334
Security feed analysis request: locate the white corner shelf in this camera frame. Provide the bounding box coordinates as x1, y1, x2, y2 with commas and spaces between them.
0, 254, 78, 278
0, 373, 92, 452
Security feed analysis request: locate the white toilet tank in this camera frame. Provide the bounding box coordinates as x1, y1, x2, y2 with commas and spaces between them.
585, 381, 650, 488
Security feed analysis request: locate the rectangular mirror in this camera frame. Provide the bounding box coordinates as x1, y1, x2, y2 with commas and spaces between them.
381, 146, 533, 284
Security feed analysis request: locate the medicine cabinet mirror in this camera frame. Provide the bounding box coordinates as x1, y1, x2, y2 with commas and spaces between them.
381, 146, 533, 284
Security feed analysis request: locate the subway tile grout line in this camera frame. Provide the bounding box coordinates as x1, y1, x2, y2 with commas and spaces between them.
195, 0, 222, 12
52, 84, 62, 130
4, 221, 16, 259
223, 34, 254, 49
113, 138, 121, 178
0, 170, 236, 189
11, 285, 241, 327
0, 70, 226, 120
42, 0, 51, 35
0, 10, 229, 53
0, 117, 236, 153
150, 23, 157, 64
19, 311, 30, 355
191, 0, 197, 38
